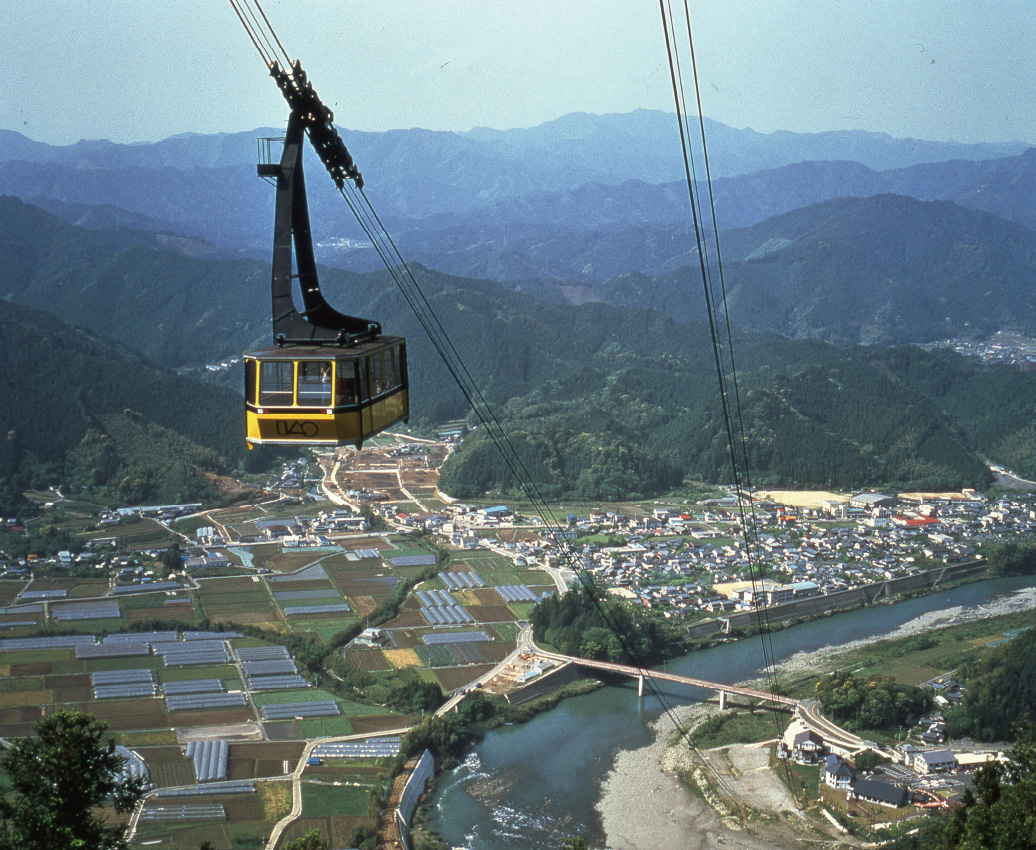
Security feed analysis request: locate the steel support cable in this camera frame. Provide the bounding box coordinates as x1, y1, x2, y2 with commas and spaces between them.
336, 183, 589, 567
673, 2, 785, 729
349, 188, 627, 620
241, 0, 290, 69
663, 1, 785, 725
658, 0, 795, 772
226, 0, 586, 589
231, 0, 281, 69
227, 0, 273, 65
250, 0, 293, 68
651, 3, 782, 797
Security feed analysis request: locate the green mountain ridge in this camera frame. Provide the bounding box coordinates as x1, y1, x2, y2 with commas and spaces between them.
579, 194, 1036, 345
0, 300, 254, 513
439, 343, 1036, 498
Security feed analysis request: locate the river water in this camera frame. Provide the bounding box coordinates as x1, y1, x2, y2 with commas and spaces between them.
427, 576, 1036, 849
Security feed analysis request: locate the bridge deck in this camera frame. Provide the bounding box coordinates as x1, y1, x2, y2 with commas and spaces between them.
538, 652, 797, 707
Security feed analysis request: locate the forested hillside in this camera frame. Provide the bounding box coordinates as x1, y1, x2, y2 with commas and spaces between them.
0, 301, 256, 514
947, 614, 1036, 742
9, 196, 1036, 501
439, 343, 1036, 498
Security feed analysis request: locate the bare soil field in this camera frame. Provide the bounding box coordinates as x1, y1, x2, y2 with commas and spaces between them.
348, 714, 414, 735
344, 649, 392, 672
265, 720, 302, 741
9, 661, 52, 676
348, 595, 379, 617
0, 583, 22, 606
266, 579, 337, 592
472, 604, 519, 623
198, 576, 260, 593
433, 664, 494, 691
125, 606, 197, 623
756, 490, 847, 508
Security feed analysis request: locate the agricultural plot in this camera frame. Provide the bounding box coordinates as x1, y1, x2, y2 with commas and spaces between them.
0, 611, 42, 632
138, 744, 196, 787
133, 782, 281, 850
433, 664, 496, 691
196, 578, 279, 626
382, 608, 425, 629
227, 741, 305, 780
124, 599, 200, 624
287, 617, 354, 645
155, 664, 241, 685
415, 643, 488, 667
234, 543, 281, 571
263, 551, 337, 575
343, 649, 393, 672
82, 517, 176, 548
279, 813, 364, 850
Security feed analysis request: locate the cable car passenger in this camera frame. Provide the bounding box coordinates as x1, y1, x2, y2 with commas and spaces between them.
296, 361, 332, 406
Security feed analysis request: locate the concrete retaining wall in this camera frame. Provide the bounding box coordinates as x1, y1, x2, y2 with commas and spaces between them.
692, 561, 986, 638
505, 660, 583, 705
395, 748, 434, 850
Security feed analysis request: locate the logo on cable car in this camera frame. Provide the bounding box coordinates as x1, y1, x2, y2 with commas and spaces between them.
276, 421, 320, 438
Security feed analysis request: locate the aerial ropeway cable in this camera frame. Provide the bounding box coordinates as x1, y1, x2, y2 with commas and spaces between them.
657, 0, 795, 780
227, 0, 617, 601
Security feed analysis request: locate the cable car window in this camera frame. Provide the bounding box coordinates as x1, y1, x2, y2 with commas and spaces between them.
372, 351, 386, 396
381, 348, 397, 391
245, 359, 258, 405
297, 361, 332, 406
358, 357, 370, 402
335, 361, 358, 406
259, 361, 294, 406
390, 345, 401, 389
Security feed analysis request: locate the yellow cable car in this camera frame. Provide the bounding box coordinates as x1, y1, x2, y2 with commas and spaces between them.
245, 63, 408, 448
245, 339, 408, 448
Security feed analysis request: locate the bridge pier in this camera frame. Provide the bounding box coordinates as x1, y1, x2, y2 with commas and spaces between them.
638, 675, 644, 698
719, 690, 727, 711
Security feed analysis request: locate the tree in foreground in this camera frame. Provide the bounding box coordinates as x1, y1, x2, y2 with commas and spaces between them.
282, 830, 330, 850
0, 710, 144, 850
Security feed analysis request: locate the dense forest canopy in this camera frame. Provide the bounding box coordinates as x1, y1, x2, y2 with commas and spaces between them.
531, 587, 680, 665
0, 300, 265, 513
814, 671, 932, 732
947, 619, 1036, 742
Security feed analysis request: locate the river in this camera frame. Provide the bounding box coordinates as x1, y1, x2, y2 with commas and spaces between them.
427, 575, 1036, 849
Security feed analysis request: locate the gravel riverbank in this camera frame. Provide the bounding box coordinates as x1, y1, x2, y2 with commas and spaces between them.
595, 705, 785, 850
778, 583, 1036, 679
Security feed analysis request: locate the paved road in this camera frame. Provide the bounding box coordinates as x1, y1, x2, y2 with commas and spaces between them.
795, 698, 893, 758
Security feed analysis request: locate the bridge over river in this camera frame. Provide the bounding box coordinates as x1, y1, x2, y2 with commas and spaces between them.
536, 650, 799, 709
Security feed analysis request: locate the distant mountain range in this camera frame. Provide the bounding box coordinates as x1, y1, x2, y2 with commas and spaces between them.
0, 112, 1029, 260
6, 196, 1036, 499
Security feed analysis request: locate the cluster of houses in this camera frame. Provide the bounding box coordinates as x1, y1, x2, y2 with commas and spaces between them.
352, 489, 1036, 623
223, 509, 370, 548
781, 726, 1001, 811
921, 336, 1036, 370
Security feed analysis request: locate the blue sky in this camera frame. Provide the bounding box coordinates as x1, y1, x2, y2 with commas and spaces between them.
3, 0, 1035, 146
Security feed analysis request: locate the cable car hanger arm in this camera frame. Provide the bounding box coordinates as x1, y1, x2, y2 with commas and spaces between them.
258, 62, 378, 346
